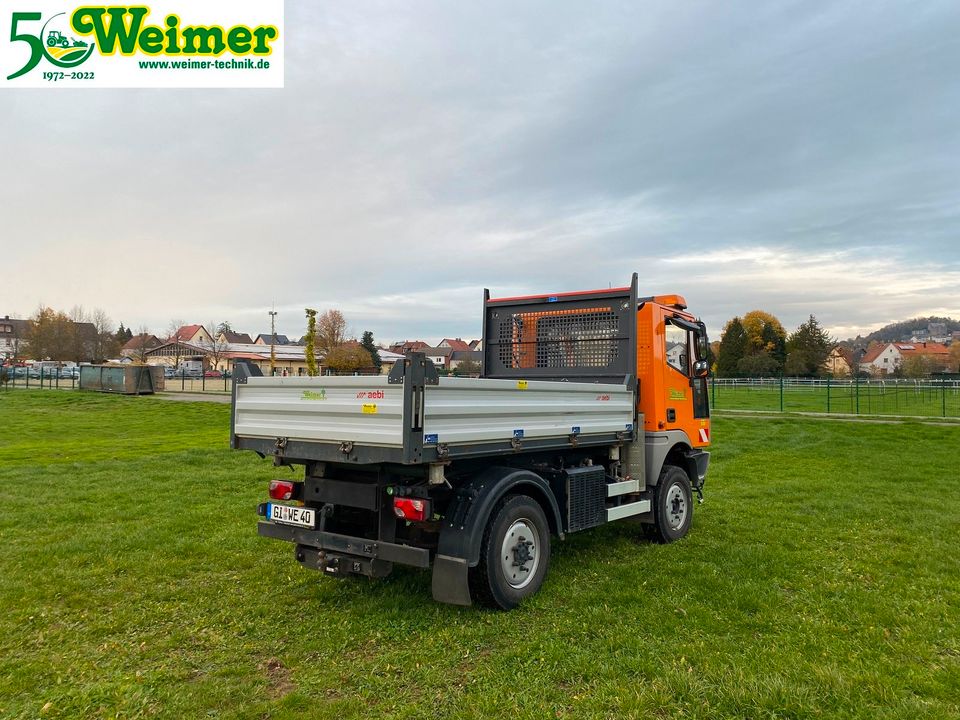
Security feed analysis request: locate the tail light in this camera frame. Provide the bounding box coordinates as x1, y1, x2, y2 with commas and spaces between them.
393, 497, 431, 522
269, 480, 302, 501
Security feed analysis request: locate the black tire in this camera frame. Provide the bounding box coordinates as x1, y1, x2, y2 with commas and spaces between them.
469, 494, 551, 610
645, 464, 693, 543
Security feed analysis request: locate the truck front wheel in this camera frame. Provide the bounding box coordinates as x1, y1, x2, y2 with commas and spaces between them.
646, 464, 693, 543
469, 494, 551, 609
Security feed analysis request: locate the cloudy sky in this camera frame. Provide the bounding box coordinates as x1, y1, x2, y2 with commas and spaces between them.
2, 0, 959, 343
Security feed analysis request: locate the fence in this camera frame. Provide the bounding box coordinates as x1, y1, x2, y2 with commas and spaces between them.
5, 368, 959, 418
0, 368, 233, 394
710, 376, 960, 418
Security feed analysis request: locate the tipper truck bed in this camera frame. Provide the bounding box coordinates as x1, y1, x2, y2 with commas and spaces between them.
232, 274, 712, 608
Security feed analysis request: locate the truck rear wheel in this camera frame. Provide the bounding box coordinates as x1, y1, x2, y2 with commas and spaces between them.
645, 464, 693, 543
469, 494, 551, 609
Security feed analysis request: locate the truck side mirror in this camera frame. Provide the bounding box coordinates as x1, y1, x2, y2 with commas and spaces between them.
692, 359, 709, 378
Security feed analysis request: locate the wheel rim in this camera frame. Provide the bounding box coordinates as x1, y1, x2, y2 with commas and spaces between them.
500, 518, 540, 589
665, 482, 687, 530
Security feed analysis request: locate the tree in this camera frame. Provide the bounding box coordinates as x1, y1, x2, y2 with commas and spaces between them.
304, 308, 318, 376
901, 354, 932, 378
360, 330, 382, 374
25, 306, 71, 363
324, 344, 372, 374
742, 310, 787, 354
737, 352, 780, 377
128, 325, 154, 363
716, 317, 748, 377
316, 310, 347, 354
785, 315, 833, 377
216, 320, 233, 338
68, 305, 92, 363
115, 323, 133, 344
454, 358, 481, 376
91, 308, 118, 362
166, 319, 187, 369
205, 321, 230, 372
948, 342, 960, 373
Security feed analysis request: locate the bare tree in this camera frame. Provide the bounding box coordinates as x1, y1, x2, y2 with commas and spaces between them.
129, 325, 153, 363
162, 318, 186, 369
205, 321, 231, 372
317, 310, 347, 355
68, 305, 91, 364
91, 308, 117, 362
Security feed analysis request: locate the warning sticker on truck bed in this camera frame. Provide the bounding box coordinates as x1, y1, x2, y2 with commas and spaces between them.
361, 403, 378, 414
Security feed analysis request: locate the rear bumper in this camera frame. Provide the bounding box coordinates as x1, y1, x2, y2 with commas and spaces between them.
257, 521, 431, 568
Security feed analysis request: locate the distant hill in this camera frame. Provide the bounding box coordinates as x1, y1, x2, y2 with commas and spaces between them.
845, 316, 959, 344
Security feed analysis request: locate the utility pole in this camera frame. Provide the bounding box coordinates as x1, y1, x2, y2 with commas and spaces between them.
268, 309, 277, 376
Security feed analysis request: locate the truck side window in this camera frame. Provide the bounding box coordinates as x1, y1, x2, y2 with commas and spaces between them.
665, 322, 689, 375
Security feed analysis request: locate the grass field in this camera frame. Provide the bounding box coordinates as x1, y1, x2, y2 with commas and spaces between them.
0, 392, 958, 719
711, 380, 960, 418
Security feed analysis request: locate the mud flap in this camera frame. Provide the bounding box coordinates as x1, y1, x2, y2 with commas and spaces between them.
431, 554, 472, 606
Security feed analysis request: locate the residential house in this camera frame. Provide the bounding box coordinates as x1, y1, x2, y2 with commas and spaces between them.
254, 333, 291, 346
450, 350, 483, 374
420, 346, 454, 370
468, 339, 483, 351
824, 346, 854, 376
171, 324, 213, 345
389, 340, 429, 354
218, 330, 254, 344
121, 333, 162, 359
439, 338, 472, 352
927, 323, 951, 343
862, 341, 951, 376
0, 315, 29, 360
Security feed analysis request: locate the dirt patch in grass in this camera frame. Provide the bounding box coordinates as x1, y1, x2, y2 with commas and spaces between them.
260, 657, 294, 698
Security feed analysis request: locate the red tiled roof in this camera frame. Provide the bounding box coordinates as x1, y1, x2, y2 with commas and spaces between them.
860, 343, 887, 364
895, 341, 949, 356
441, 338, 471, 351
173, 324, 204, 341
122, 334, 161, 351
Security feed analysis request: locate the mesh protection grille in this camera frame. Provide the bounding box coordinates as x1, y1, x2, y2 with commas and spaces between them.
567, 467, 606, 532
497, 308, 621, 370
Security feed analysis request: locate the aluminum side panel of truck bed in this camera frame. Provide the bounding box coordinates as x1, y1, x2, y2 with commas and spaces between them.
422, 377, 634, 445
233, 376, 634, 448
234, 377, 404, 446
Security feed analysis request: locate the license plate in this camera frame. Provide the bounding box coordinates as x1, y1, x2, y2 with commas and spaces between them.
268, 503, 316, 529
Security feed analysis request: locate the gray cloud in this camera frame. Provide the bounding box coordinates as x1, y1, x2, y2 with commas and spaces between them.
2, 0, 958, 343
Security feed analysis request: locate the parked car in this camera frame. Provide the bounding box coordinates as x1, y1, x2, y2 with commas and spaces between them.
204, 370, 223, 378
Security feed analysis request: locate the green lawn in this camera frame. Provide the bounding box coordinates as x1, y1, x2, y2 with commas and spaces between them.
0, 392, 958, 719
711, 380, 960, 418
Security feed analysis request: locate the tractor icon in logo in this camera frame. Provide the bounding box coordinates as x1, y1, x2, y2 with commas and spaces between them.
46, 30, 88, 49
41, 13, 94, 66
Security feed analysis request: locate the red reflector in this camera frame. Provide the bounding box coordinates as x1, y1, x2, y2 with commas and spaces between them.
269, 480, 296, 501
393, 497, 431, 522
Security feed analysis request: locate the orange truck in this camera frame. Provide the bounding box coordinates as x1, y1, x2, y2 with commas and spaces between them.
231, 274, 711, 608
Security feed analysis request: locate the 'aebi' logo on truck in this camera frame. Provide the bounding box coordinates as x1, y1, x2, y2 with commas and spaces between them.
356, 390, 385, 399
